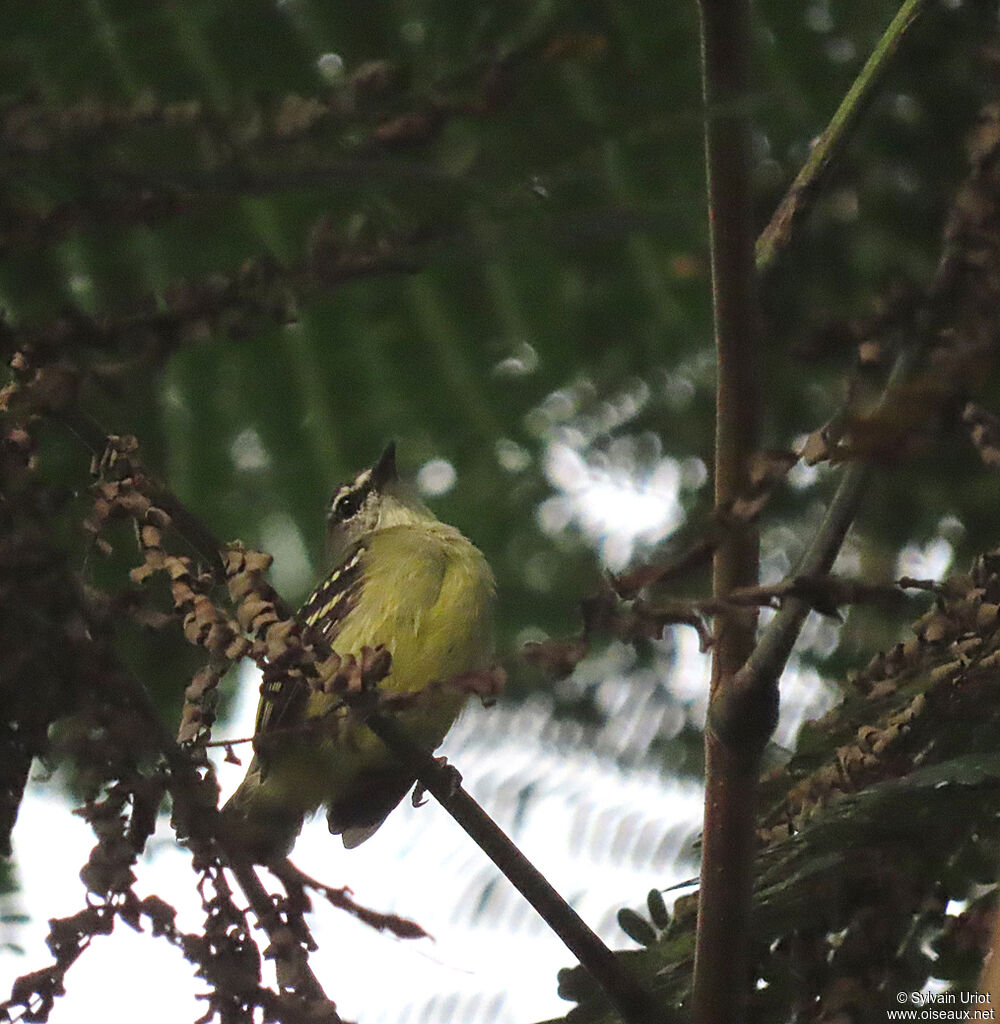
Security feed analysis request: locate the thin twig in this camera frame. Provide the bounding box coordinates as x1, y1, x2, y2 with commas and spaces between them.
270, 860, 429, 940
725, 122, 964, 726
756, 0, 932, 275
55, 407, 229, 578
100, 664, 339, 1016
228, 860, 335, 1010
720, 462, 870, 731
612, 537, 717, 599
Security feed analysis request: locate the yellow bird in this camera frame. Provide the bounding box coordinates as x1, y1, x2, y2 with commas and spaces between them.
224, 443, 496, 859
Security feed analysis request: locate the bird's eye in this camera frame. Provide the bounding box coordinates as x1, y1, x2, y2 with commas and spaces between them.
333, 488, 366, 520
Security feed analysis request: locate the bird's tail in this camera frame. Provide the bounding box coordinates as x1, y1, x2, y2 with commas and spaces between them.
220, 759, 306, 863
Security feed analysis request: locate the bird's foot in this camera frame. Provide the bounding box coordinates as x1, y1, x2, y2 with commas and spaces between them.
412, 756, 462, 806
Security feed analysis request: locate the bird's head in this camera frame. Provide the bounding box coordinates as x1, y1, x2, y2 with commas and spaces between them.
324, 443, 436, 564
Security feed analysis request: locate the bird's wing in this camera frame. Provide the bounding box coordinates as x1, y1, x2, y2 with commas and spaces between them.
252, 541, 367, 737
299, 542, 367, 644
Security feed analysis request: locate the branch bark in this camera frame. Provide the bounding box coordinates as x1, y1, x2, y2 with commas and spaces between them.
693, 1, 763, 1021
692, 3, 940, 1016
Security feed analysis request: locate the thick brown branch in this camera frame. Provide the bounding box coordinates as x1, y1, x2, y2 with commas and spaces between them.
694, 0, 764, 1020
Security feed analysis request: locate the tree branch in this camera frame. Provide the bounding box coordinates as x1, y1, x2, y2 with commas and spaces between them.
722, 85, 981, 738
58, 410, 229, 579
756, 0, 933, 275
692, 5, 945, 1015
717, 461, 870, 741
693, 0, 764, 1021
363, 712, 662, 1024
107, 664, 340, 1019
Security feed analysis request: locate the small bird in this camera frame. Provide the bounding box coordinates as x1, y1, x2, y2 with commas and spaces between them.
223, 443, 496, 860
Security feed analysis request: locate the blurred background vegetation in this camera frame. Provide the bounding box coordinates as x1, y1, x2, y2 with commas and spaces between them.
4, 0, 997, 705
4, 0, 1000, 1020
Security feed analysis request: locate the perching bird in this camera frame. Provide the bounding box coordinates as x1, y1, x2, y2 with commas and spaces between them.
223, 443, 496, 860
